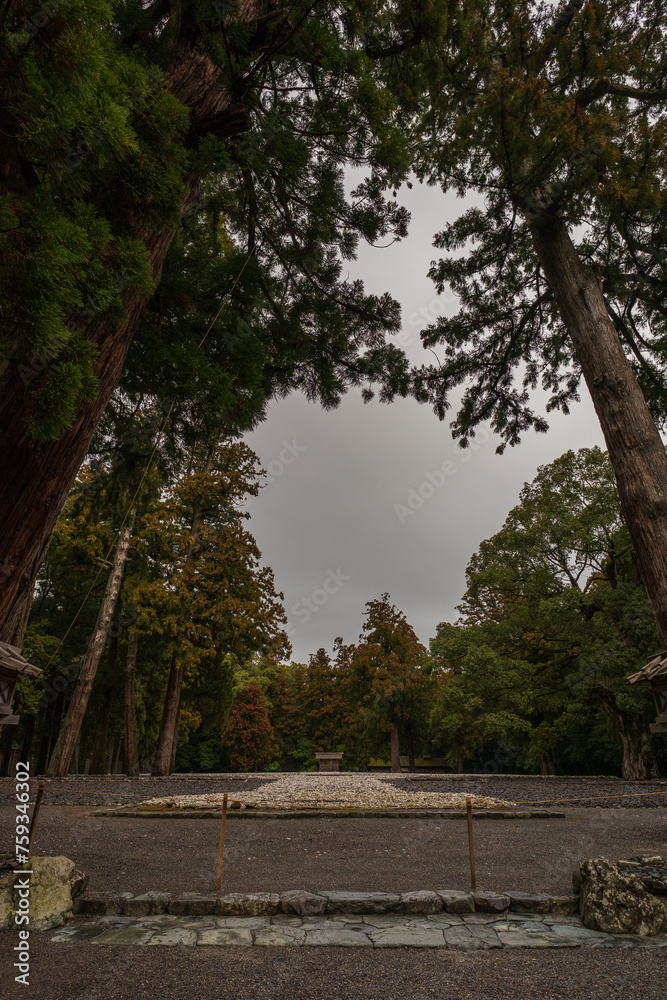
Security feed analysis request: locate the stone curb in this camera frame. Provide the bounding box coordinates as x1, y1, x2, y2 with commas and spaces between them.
50, 913, 667, 949
89, 808, 566, 819
74, 888, 580, 918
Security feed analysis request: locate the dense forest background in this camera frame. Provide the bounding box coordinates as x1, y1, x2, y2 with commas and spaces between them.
3, 444, 664, 781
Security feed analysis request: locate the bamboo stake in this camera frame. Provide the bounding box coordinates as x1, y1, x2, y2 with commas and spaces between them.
216, 793, 228, 890
27, 781, 45, 858
466, 795, 477, 891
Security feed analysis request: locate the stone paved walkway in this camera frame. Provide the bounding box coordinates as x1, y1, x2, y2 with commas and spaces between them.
50, 912, 667, 949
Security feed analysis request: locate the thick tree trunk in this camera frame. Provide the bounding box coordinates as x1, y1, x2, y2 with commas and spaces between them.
10, 583, 34, 648
111, 739, 122, 774
390, 721, 401, 772
406, 725, 416, 772
0, 14, 261, 643
124, 631, 139, 776
593, 686, 654, 780
456, 751, 464, 774
540, 753, 557, 776
530, 215, 667, 647
90, 697, 113, 774
46, 518, 133, 777
152, 647, 186, 775
90, 634, 119, 773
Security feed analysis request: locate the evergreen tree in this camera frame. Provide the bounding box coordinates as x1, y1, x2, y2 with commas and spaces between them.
0, 1, 410, 640
351, 594, 428, 772
222, 682, 275, 772
431, 448, 661, 778
345, 1, 667, 650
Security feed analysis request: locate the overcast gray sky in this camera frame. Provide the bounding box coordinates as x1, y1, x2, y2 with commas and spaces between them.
244, 181, 605, 662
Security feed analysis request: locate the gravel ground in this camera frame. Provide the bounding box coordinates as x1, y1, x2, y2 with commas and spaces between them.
142, 774, 516, 811
387, 776, 667, 808
2, 773, 666, 806
1, 940, 666, 1000
1, 804, 664, 896
0, 775, 271, 806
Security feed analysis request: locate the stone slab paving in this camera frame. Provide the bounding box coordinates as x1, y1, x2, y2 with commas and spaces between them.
48, 912, 667, 949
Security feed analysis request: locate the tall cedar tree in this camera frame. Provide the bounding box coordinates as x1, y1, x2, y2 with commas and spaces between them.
345, 1, 667, 650
127, 437, 289, 773
0, 1, 410, 640
351, 594, 428, 772
222, 682, 274, 772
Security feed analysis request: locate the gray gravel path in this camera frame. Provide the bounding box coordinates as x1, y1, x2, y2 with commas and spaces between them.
387, 776, 667, 808
1, 804, 664, 896
1, 938, 665, 999
0, 775, 272, 806
3, 773, 667, 806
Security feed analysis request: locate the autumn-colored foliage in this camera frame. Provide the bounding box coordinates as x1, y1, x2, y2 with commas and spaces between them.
222, 684, 275, 772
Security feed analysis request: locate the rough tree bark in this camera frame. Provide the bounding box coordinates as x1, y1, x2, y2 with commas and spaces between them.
0, 9, 262, 643
530, 214, 667, 649
46, 516, 134, 777
406, 723, 416, 772
124, 630, 139, 776
390, 721, 401, 772
593, 686, 655, 780
152, 647, 186, 776
89, 634, 118, 773
89, 694, 113, 774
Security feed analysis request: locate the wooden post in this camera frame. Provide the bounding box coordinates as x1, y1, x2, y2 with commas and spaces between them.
27, 781, 45, 857
466, 796, 477, 891
216, 793, 228, 890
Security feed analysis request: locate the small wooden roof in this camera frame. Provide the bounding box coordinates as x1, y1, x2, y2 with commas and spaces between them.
628, 652, 667, 685
0, 641, 42, 678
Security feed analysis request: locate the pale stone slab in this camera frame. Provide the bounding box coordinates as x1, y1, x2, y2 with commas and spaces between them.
425, 913, 463, 925
304, 925, 373, 946
496, 930, 576, 948
91, 926, 155, 945
145, 928, 197, 946
217, 916, 271, 928
50, 924, 106, 943
360, 914, 404, 927
197, 928, 254, 946
254, 925, 307, 946
370, 925, 446, 948
443, 925, 501, 949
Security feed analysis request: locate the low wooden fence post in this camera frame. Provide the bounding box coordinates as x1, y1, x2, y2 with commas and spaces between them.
216, 793, 228, 891
466, 795, 477, 891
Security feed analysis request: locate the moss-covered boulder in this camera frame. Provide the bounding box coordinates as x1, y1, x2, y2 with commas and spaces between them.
580, 858, 667, 937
